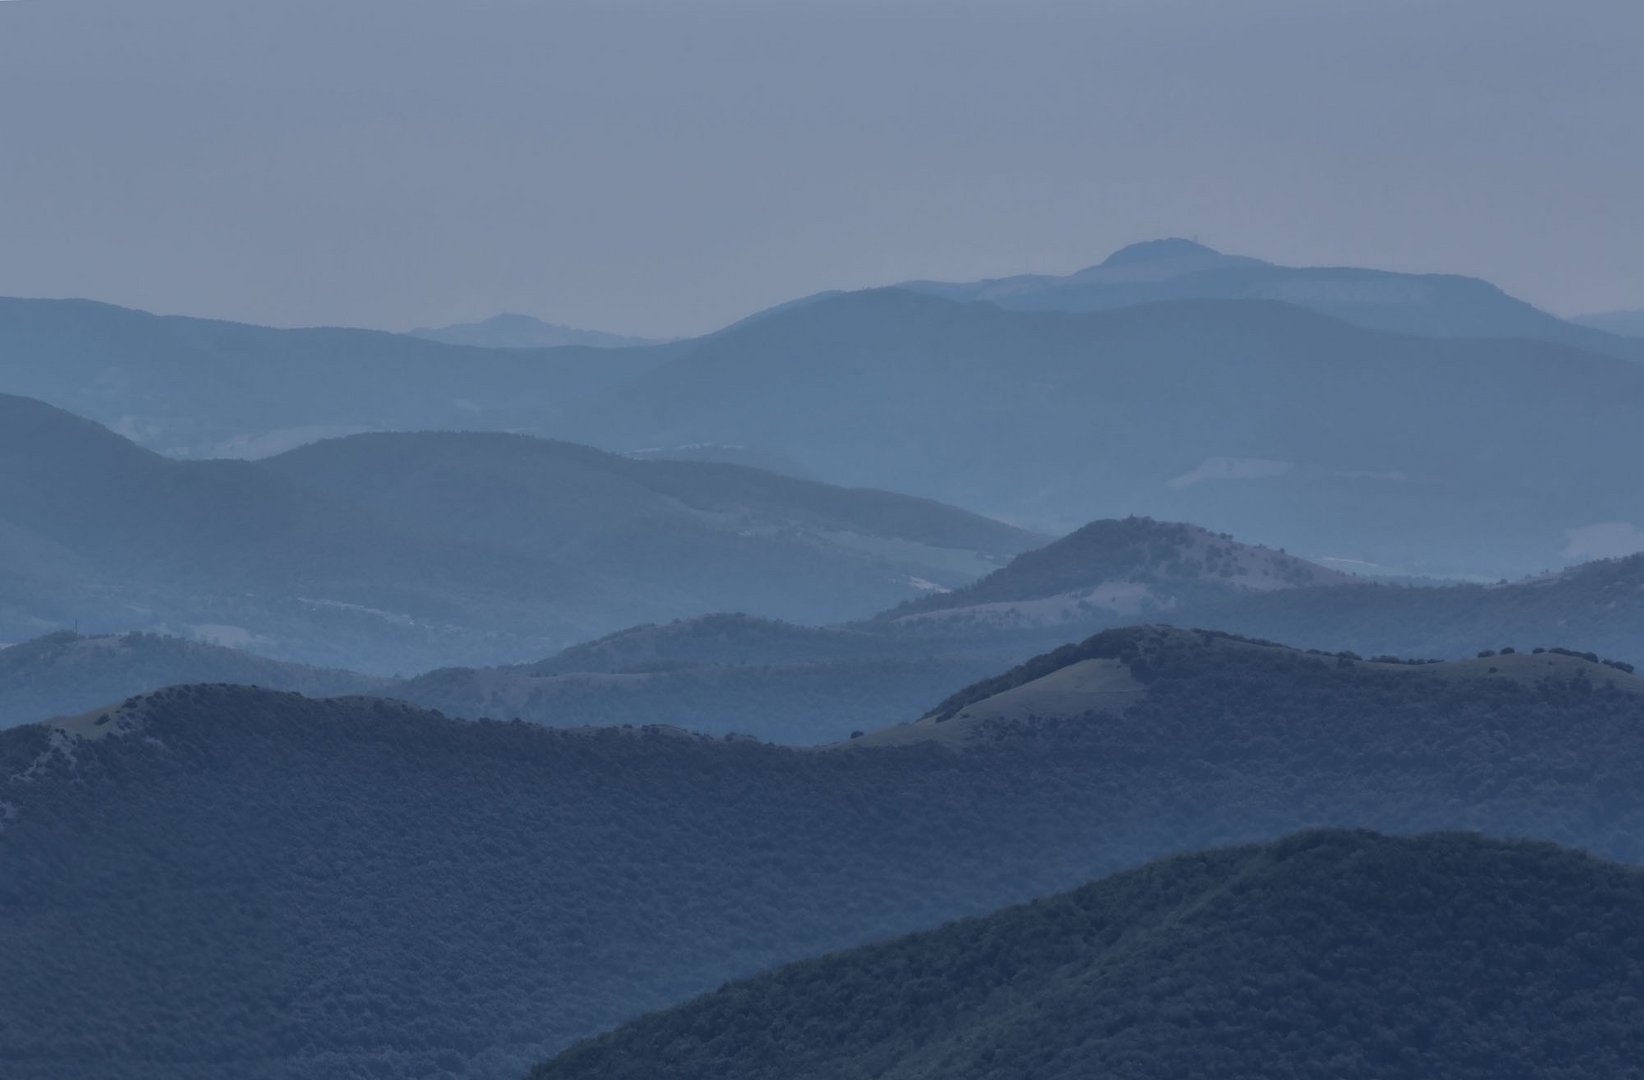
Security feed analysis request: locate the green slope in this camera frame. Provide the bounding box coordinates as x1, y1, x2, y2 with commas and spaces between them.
534, 830, 1644, 1080
8, 627, 1644, 1077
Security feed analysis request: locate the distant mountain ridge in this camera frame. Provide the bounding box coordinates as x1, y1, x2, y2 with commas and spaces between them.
534, 830, 1644, 1080
9, 626, 1644, 1077
563, 288, 1644, 575
0, 631, 381, 728
1574, 308, 1644, 338
0, 296, 686, 458
0, 393, 1037, 673
7, 268, 1644, 577
408, 313, 659, 349
901, 238, 1642, 359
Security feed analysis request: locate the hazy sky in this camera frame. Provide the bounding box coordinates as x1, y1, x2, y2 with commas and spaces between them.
1, 0, 1640, 336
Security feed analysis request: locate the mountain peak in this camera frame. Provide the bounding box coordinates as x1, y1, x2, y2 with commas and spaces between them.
1099, 238, 1222, 267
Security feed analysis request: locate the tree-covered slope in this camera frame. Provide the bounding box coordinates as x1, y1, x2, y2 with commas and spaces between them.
535, 830, 1644, 1080
8, 627, 1644, 1077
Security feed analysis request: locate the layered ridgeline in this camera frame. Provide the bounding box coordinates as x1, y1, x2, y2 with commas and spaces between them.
9, 248, 1644, 577
395, 615, 1011, 745
7, 627, 1644, 1078
0, 632, 381, 728
400, 519, 1644, 745
7, 241, 1631, 462
407, 313, 659, 350
12, 514, 1644, 739
565, 286, 1644, 577
535, 830, 1644, 1080
1181, 549, 1644, 667
871, 515, 1644, 668
399, 520, 1357, 742
902, 238, 1643, 358
0, 393, 1035, 673
0, 297, 686, 458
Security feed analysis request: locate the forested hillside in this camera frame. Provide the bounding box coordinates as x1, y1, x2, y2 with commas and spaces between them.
536, 830, 1644, 1080
7, 627, 1644, 1077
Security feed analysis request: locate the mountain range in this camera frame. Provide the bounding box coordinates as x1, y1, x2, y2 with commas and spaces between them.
558, 286, 1644, 575
0, 393, 1036, 673
535, 830, 1644, 1080
902, 238, 1643, 359
11, 512, 1644, 740
6, 625, 1644, 1078
394, 517, 1644, 744
0, 297, 685, 458
7, 242, 1644, 576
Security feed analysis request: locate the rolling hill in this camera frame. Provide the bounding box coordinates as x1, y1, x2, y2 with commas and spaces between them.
881, 516, 1357, 629
0, 297, 684, 458
867, 516, 1644, 670
395, 520, 1359, 743
7, 626, 1644, 1078
0, 631, 380, 729
0, 394, 1037, 673
398, 521, 1644, 743
394, 614, 1013, 744
534, 830, 1644, 1080
14, 506, 1643, 743
1178, 550, 1644, 668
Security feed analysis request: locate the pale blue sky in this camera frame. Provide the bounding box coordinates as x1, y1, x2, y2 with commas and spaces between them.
1, 0, 1639, 336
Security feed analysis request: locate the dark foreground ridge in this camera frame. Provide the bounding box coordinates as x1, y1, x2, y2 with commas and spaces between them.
533, 830, 1644, 1080
6, 625, 1644, 1078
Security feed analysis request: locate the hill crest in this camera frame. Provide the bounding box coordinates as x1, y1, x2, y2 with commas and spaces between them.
882, 517, 1357, 629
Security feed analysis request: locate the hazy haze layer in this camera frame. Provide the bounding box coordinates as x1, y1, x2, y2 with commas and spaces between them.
1, 0, 1640, 335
